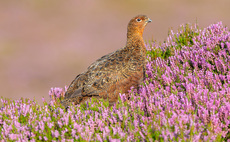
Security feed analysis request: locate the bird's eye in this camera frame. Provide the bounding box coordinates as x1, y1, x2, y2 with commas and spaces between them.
136, 18, 142, 22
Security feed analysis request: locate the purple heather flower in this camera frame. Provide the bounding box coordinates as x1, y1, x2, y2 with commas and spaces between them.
38, 121, 44, 131
96, 134, 103, 142
109, 137, 121, 142
43, 136, 48, 141
9, 134, 18, 140
52, 130, 59, 138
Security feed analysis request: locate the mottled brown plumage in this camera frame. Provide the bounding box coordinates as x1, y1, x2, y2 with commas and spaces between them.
61, 15, 151, 108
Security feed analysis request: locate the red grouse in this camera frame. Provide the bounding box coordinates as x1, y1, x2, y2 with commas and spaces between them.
61, 15, 151, 108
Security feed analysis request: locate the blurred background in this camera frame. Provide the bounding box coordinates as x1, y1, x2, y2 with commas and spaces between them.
0, 0, 230, 105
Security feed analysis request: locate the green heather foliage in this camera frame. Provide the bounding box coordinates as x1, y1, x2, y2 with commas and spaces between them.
1, 22, 230, 141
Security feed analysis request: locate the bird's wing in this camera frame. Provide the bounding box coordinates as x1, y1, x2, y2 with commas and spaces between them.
80, 50, 145, 98
63, 73, 87, 99
80, 61, 145, 104
62, 50, 117, 99
62, 47, 145, 106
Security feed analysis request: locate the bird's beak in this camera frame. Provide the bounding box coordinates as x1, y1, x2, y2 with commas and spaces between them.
147, 18, 152, 23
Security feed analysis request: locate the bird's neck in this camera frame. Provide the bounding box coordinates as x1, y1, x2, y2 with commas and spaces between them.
126, 33, 146, 57
126, 32, 145, 47
127, 27, 144, 39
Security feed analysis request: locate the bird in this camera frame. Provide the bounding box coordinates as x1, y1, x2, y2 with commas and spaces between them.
61, 15, 151, 108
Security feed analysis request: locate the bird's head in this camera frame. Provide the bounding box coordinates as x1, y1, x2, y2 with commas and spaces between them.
127, 15, 151, 38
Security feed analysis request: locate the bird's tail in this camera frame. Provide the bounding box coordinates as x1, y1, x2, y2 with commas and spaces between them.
60, 88, 83, 109
60, 99, 72, 109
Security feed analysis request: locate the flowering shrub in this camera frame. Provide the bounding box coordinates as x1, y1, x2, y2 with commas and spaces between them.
1, 22, 230, 141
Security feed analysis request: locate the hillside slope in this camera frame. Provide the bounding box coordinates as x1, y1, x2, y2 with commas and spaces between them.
1, 22, 230, 141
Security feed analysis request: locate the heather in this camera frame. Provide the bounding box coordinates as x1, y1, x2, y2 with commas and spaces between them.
1, 22, 230, 141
